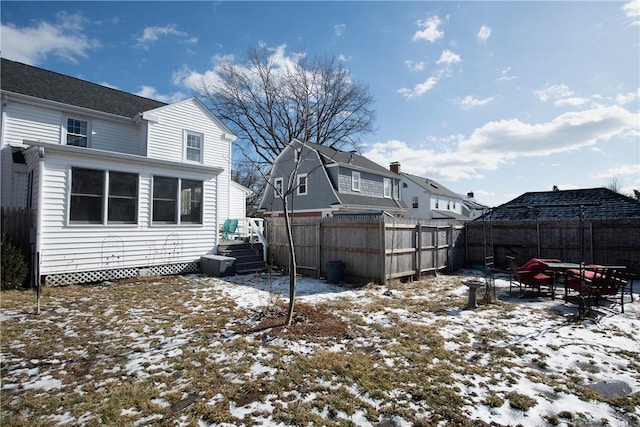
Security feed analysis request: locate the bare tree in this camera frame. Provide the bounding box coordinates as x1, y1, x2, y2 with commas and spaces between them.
195, 45, 376, 325
606, 175, 621, 193
196, 45, 376, 163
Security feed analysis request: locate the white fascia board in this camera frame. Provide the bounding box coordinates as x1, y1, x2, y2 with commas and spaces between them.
1, 91, 134, 125
23, 140, 224, 175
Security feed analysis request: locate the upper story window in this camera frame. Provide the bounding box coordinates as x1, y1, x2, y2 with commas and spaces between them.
69, 168, 138, 224
297, 174, 308, 195
435, 198, 439, 209
184, 131, 203, 162
66, 118, 89, 147
412, 196, 419, 209
383, 178, 391, 198
274, 177, 284, 197
352, 171, 361, 192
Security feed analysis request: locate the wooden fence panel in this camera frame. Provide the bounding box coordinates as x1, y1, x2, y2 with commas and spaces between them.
1, 207, 34, 283
265, 216, 463, 285
465, 219, 640, 270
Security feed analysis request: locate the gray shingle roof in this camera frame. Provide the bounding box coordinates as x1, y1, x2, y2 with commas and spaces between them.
1, 58, 166, 118
304, 141, 397, 178
337, 193, 407, 210
484, 187, 640, 221
402, 173, 462, 199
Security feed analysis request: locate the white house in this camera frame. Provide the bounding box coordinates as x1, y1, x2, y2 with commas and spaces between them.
389, 162, 485, 220
0, 58, 244, 285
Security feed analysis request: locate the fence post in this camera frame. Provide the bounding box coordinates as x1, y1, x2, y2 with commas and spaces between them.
416, 223, 422, 280
379, 216, 386, 285
315, 220, 321, 279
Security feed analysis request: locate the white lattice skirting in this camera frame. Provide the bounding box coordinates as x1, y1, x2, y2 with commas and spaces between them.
43, 262, 200, 286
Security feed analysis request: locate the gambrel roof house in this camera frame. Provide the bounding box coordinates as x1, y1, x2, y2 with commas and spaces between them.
258, 139, 407, 217
0, 58, 244, 285
390, 162, 487, 220
483, 187, 640, 221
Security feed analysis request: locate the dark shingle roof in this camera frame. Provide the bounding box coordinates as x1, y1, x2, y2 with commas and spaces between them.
1, 58, 166, 118
337, 193, 407, 210
303, 141, 397, 177
484, 188, 640, 221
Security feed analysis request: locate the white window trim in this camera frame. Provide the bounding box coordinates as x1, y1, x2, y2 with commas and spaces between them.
64, 116, 91, 148
183, 130, 204, 163
297, 173, 308, 196
274, 177, 284, 197
352, 171, 361, 192
383, 178, 391, 198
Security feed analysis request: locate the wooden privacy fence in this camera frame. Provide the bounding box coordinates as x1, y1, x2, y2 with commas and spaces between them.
265, 216, 465, 284
1, 207, 34, 277
465, 219, 640, 271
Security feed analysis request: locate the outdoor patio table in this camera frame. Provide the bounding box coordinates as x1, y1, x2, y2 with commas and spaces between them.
544, 262, 585, 304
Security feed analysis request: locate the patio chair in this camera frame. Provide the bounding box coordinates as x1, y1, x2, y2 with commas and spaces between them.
567, 266, 629, 313
507, 256, 558, 297
220, 219, 240, 240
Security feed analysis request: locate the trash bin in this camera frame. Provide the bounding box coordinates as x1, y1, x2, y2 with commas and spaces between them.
326, 260, 344, 284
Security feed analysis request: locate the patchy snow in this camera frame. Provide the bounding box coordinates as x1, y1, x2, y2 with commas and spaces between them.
1, 270, 638, 426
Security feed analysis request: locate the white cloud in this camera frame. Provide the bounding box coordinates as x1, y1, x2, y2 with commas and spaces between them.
554, 97, 590, 107
404, 60, 425, 72
436, 49, 462, 65
334, 24, 346, 37
458, 95, 495, 109
397, 76, 439, 99
622, 0, 640, 26
363, 106, 639, 181
497, 67, 516, 81
135, 85, 185, 103
595, 163, 640, 179
616, 89, 640, 105
135, 24, 195, 50
477, 25, 491, 43
337, 54, 352, 62
534, 84, 574, 102
0, 12, 100, 65
413, 16, 444, 42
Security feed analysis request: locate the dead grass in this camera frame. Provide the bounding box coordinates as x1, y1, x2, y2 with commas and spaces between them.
1, 273, 639, 426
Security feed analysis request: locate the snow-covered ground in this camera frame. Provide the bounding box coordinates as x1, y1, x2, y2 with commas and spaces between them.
1, 270, 638, 426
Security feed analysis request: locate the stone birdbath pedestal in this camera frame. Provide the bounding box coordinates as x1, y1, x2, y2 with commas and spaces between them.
462, 279, 485, 309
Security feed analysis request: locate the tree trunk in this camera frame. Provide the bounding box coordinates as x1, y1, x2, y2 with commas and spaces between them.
282, 196, 297, 325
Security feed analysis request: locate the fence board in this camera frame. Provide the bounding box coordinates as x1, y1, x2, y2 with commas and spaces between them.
265, 216, 463, 284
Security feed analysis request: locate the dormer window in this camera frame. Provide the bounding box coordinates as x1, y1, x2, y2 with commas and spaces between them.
184, 131, 203, 162
383, 178, 391, 198
352, 171, 361, 192
66, 118, 89, 147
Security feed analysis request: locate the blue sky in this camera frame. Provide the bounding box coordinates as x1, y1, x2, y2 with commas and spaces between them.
2, 1, 639, 207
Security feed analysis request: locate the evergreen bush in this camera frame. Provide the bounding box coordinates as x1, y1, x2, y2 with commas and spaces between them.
1, 234, 28, 290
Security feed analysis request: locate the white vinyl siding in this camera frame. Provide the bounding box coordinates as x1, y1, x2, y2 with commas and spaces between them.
35, 152, 219, 276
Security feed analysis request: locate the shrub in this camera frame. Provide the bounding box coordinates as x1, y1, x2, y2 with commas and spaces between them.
1, 234, 28, 290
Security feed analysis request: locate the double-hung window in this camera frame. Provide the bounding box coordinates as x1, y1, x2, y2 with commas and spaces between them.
70, 168, 104, 223
383, 178, 391, 198
352, 171, 361, 192
66, 118, 89, 147
152, 176, 203, 224
180, 180, 203, 224
274, 177, 284, 197
412, 196, 419, 209
184, 131, 203, 162
297, 174, 308, 195
69, 168, 138, 224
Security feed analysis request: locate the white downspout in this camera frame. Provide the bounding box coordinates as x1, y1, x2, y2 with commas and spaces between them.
36, 146, 45, 314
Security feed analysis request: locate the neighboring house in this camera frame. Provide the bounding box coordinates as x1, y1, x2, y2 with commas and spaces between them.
391, 162, 477, 220
482, 187, 640, 221
0, 58, 240, 285
462, 191, 490, 220
258, 139, 406, 217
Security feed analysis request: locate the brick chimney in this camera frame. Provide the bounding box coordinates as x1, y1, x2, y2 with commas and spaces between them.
390, 162, 401, 174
